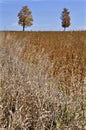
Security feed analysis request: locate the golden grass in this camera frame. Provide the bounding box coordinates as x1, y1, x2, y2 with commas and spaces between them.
0, 31, 86, 130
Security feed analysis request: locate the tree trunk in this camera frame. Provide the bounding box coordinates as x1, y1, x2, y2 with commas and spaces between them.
64, 27, 66, 31
23, 24, 25, 31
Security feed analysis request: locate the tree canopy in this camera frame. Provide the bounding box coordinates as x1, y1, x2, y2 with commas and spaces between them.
61, 8, 71, 31
18, 6, 33, 31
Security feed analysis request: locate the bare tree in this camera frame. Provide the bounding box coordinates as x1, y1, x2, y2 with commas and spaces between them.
18, 6, 33, 31
61, 8, 70, 31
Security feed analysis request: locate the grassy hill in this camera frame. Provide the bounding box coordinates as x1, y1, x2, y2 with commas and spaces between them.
0, 31, 86, 130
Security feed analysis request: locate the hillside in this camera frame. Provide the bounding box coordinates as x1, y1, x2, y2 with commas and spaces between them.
0, 31, 86, 130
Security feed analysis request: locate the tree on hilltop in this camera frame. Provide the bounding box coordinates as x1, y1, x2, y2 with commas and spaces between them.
18, 6, 33, 31
61, 8, 70, 31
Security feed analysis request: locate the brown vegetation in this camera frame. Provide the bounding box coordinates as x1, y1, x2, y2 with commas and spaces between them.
61, 8, 70, 31
0, 31, 86, 130
18, 6, 33, 31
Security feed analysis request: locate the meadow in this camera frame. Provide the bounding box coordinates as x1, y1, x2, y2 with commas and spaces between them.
0, 31, 86, 130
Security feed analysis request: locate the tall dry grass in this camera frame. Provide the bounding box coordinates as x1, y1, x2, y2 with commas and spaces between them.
0, 31, 86, 130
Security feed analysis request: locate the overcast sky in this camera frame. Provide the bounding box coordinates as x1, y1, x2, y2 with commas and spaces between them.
0, 0, 86, 31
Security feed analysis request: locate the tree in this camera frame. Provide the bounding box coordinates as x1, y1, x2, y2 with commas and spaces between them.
18, 6, 33, 31
61, 8, 70, 31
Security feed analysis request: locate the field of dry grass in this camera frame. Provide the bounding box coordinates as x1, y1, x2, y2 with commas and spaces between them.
0, 31, 86, 130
